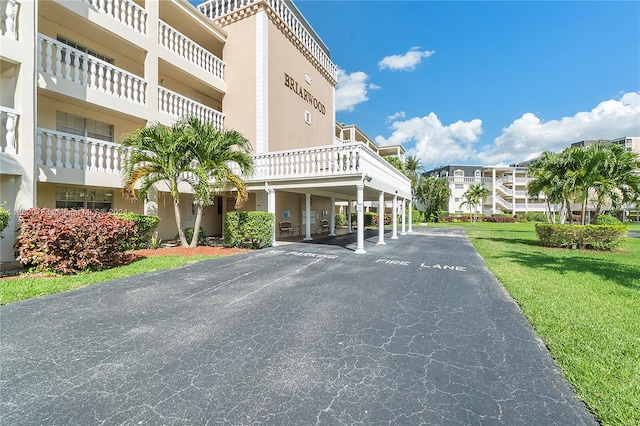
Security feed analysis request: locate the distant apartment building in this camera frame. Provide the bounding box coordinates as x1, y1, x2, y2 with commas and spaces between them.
425, 136, 640, 219
0, 0, 411, 262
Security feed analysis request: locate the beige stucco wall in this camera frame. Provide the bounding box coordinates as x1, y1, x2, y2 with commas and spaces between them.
267, 20, 334, 151
220, 14, 258, 147
36, 182, 141, 212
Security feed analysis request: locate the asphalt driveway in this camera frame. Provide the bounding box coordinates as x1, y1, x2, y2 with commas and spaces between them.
1, 228, 596, 425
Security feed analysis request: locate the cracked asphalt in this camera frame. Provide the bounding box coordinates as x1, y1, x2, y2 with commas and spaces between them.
0, 227, 596, 425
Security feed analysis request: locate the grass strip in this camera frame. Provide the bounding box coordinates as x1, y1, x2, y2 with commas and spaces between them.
0, 255, 218, 305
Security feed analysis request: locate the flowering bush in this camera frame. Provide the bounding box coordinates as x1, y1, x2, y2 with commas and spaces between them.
15, 208, 136, 274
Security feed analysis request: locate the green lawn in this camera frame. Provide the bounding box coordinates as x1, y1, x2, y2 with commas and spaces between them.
426, 221, 639, 426
0, 255, 219, 305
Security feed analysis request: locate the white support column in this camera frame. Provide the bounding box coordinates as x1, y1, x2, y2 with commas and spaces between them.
347, 200, 353, 234
492, 169, 496, 214
304, 193, 313, 241
329, 197, 336, 236
408, 199, 413, 233
391, 194, 398, 239
355, 184, 366, 254
377, 191, 385, 245
401, 198, 407, 235
144, 187, 159, 216
512, 168, 517, 215
268, 188, 277, 246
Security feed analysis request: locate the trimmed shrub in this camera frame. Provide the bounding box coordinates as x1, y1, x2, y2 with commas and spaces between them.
595, 214, 621, 225
14, 208, 136, 274
335, 214, 347, 227
113, 212, 160, 249
483, 215, 517, 223
535, 223, 627, 250
364, 212, 376, 227
224, 211, 274, 249
525, 212, 548, 222
176, 226, 207, 246
0, 206, 9, 238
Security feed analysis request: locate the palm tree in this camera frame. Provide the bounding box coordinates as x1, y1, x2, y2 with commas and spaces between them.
121, 121, 204, 247
527, 151, 568, 223
460, 183, 489, 225
415, 176, 451, 220
181, 117, 254, 247
404, 155, 423, 214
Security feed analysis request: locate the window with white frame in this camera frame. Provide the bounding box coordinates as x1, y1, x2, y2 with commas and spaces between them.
57, 35, 115, 64
304, 110, 311, 125
454, 170, 464, 177
455, 184, 464, 189
55, 187, 113, 211
56, 111, 114, 142
474, 169, 481, 177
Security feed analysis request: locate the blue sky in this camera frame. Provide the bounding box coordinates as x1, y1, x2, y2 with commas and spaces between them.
292, 0, 640, 169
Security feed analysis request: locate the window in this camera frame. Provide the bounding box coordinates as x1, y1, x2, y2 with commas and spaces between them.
56, 111, 114, 142
454, 170, 464, 177
455, 184, 464, 189
57, 35, 115, 64
440, 171, 448, 177
474, 170, 481, 177
55, 187, 113, 211
454, 197, 463, 203
304, 110, 311, 125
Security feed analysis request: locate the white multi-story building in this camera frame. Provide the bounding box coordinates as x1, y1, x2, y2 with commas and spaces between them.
426, 136, 640, 220
0, 0, 411, 263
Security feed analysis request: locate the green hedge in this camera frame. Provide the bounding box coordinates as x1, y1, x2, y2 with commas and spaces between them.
113, 213, 160, 249
335, 214, 347, 227
0, 207, 9, 238
535, 223, 627, 250
224, 211, 274, 249
175, 226, 208, 246
595, 214, 621, 225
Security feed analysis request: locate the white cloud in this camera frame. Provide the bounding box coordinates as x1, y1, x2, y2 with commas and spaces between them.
375, 113, 483, 167
478, 91, 640, 165
378, 47, 436, 71
335, 68, 379, 112
386, 111, 406, 122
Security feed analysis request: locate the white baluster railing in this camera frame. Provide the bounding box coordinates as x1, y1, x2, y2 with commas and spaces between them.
1, 106, 19, 154
1, 0, 20, 39
198, 0, 337, 82
82, 0, 146, 35
159, 20, 225, 81
158, 87, 225, 130
36, 128, 132, 174
37, 34, 147, 105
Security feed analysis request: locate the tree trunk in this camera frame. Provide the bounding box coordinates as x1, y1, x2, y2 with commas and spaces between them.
581, 198, 588, 226
190, 205, 204, 248
173, 198, 188, 247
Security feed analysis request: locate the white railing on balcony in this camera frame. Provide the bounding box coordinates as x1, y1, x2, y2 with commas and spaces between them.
448, 176, 484, 184
82, 0, 147, 35
158, 87, 225, 130
1, 106, 18, 154
198, 0, 337, 82
1, 0, 19, 39
159, 20, 224, 81
37, 34, 147, 106
36, 128, 133, 174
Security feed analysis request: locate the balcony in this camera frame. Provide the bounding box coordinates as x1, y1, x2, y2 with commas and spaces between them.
159, 20, 224, 81
1, 0, 19, 40
158, 87, 225, 130
198, 0, 337, 82
36, 128, 132, 175
81, 0, 147, 36
1, 107, 18, 154
37, 34, 147, 106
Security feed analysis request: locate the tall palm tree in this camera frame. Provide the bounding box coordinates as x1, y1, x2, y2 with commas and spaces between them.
181, 117, 254, 247
460, 183, 489, 225
120, 121, 205, 247
527, 151, 568, 223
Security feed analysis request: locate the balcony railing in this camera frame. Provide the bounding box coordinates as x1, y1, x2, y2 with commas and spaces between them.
198, 0, 337, 82
1, 0, 19, 39
159, 20, 224, 81
158, 87, 225, 130
82, 0, 147, 35
36, 128, 132, 174
37, 34, 147, 106
1, 107, 18, 154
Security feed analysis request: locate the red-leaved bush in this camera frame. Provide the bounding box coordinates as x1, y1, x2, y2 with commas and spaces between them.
14, 208, 136, 274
